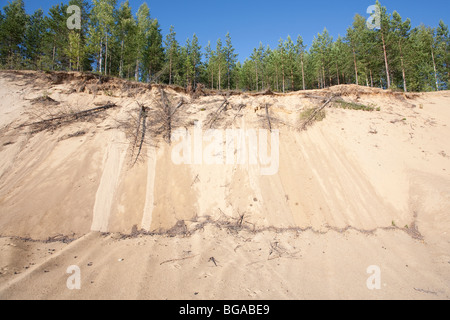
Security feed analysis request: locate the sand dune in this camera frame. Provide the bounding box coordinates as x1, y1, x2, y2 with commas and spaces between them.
0, 71, 449, 299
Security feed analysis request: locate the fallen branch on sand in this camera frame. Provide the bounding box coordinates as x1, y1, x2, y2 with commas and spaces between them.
232, 104, 245, 122
301, 95, 335, 130
208, 257, 219, 266
265, 104, 272, 132
208, 98, 229, 128
132, 102, 148, 166
160, 255, 199, 266
18, 103, 118, 133
156, 87, 185, 143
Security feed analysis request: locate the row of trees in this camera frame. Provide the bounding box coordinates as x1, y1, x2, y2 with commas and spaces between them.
0, 0, 448, 92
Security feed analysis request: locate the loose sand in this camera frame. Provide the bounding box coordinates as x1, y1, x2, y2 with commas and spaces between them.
0, 71, 449, 299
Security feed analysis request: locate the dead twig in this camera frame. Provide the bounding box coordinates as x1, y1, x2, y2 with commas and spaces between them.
191, 174, 200, 187
160, 255, 198, 266
131, 102, 144, 159
265, 104, 272, 132
18, 103, 117, 132
208, 257, 218, 267
301, 96, 335, 130
233, 104, 245, 122
209, 98, 229, 128
156, 88, 185, 144
133, 103, 148, 166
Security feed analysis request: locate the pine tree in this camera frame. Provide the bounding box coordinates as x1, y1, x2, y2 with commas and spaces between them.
134, 3, 151, 81
215, 38, 226, 90
391, 11, 411, 92
46, 3, 71, 70
0, 0, 27, 69
164, 25, 179, 85
115, 1, 136, 78
23, 9, 46, 69
346, 21, 360, 85
144, 19, 164, 82
181, 38, 192, 86
436, 20, 450, 89
0, 10, 4, 67
376, 0, 392, 88
240, 58, 254, 91
295, 35, 307, 90
331, 36, 345, 86
224, 32, 237, 90
67, 0, 91, 72
407, 25, 436, 91
89, 0, 116, 75
204, 41, 214, 89
190, 34, 202, 87
311, 28, 333, 88
285, 36, 296, 91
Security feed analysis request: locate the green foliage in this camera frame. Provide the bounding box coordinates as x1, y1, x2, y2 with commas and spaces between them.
23, 9, 46, 69
1, 0, 448, 92
300, 108, 326, 122
0, 0, 27, 68
333, 100, 375, 111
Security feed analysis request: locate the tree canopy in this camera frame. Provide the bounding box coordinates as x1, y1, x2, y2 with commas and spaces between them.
0, 0, 448, 91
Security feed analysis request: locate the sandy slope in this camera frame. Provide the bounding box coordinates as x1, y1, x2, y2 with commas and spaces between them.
0, 71, 449, 299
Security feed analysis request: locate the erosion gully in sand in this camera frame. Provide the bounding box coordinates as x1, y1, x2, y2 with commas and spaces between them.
0, 70, 449, 299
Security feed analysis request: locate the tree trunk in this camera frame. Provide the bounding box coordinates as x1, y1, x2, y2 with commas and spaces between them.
322, 64, 325, 88
135, 59, 139, 82
399, 42, 407, 92
218, 65, 221, 90
431, 45, 439, 91
255, 61, 258, 91
76, 33, 81, 71
336, 62, 340, 85
261, 65, 265, 90
301, 57, 305, 90
69, 40, 72, 70
381, 32, 391, 89
52, 44, 56, 71
119, 40, 124, 78
370, 69, 374, 87
227, 66, 231, 90
169, 57, 172, 85
105, 35, 108, 76
99, 39, 103, 74
291, 69, 294, 91
400, 55, 407, 92
77, 41, 80, 72
352, 46, 358, 85
276, 65, 279, 91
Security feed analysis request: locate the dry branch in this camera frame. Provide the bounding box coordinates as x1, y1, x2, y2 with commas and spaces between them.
301, 96, 335, 130
233, 104, 245, 122
19, 103, 118, 132
209, 98, 229, 128
131, 102, 144, 157
149, 88, 186, 144
133, 104, 148, 166
170, 100, 185, 118
265, 104, 272, 132
160, 255, 198, 266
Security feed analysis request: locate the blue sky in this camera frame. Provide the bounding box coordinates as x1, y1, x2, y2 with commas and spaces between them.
3, 0, 450, 62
